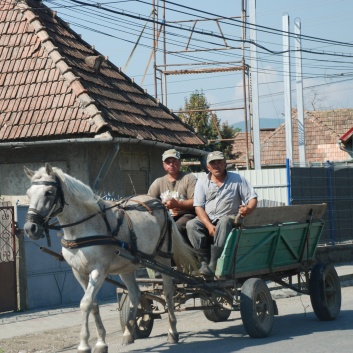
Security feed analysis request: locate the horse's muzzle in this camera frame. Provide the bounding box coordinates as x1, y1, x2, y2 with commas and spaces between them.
24, 221, 44, 240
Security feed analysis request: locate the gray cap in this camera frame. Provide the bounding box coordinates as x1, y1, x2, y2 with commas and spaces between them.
207, 151, 225, 163
162, 149, 181, 161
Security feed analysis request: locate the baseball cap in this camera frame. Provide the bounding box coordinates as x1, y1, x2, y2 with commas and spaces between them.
207, 151, 225, 163
162, 149, 181, 161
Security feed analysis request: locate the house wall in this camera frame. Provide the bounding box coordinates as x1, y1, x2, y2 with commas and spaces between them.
0, 142, 167, 207
0, 141, 170, 311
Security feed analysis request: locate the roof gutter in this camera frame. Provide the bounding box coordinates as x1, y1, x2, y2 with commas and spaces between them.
0, 135, 208, 157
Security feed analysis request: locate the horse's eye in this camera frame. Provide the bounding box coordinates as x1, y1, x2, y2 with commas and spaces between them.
45, 190, 54, 197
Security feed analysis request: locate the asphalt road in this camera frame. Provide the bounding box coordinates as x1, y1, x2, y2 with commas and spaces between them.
106, 285, 353, 353
1, 267, 353, 353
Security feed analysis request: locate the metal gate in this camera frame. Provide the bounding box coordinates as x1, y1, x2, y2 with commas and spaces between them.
0, 206, 17, 313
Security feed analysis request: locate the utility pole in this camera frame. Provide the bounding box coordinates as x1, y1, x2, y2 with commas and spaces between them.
249, 0, 261, 169
295, 17, 306, 166
283, 13, 293, 164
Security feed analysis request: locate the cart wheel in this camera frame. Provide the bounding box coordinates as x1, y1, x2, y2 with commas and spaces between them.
118, 293, 154, 339
240, 278, 274, 338
309, 262, 341, 321
200, 297, 231, 322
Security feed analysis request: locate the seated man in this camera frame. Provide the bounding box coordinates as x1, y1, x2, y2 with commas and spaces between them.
148, 149, 196, 243
186, 151, 257, 276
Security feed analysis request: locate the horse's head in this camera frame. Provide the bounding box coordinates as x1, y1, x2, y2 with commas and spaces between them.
24, 163, 65, 240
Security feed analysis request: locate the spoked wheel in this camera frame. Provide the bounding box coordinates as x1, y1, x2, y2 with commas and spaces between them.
201, 296, 231, 322
240, 278, 274, 338
309, 262, 341, 321
118, 293, 154, 339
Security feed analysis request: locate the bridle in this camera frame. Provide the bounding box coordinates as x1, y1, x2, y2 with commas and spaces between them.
26, 176, 66, 246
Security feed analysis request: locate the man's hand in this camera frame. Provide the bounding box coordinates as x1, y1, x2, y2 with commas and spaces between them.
207, 224, 216, 237
165, 198, 180, 210
238, 205, 251, 217
238, 198, 258, 217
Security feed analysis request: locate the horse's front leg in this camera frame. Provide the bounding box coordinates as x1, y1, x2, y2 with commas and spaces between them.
73, 268, 108, 353
120, 272, 141, 345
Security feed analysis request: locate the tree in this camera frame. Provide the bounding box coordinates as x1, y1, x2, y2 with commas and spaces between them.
178, 90, 240, 161
178, 90, 219, 141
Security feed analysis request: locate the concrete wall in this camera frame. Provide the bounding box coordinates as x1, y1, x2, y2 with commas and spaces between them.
316, 244, 353, 264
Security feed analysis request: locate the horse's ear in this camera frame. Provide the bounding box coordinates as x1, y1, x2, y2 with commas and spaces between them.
45, 163, 54, 176
24, 166, 34, 179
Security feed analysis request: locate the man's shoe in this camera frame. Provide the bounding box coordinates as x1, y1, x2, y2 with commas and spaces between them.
192, 260, 208, 276
199, 245, 223, 276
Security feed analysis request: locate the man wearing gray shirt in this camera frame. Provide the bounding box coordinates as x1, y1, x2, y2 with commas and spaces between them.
186, 151, 257, 276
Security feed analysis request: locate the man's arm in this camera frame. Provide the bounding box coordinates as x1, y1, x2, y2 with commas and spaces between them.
166, 198, 194, 210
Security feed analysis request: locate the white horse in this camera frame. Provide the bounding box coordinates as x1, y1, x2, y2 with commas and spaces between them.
23, 163, 197, 353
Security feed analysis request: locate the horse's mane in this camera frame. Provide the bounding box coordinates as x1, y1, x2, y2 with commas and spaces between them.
52, 167, 101, 212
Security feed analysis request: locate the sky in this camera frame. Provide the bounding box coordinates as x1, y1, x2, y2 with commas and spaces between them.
45, 0, 353, 128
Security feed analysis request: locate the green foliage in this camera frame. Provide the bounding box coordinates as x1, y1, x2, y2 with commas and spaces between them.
178, 90, 240, 162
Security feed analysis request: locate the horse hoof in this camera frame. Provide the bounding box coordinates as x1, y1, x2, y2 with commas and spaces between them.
77, 348, 91, 353
122, 335, 134, 345
167, 332, 179, 344
93, 345, 108, 353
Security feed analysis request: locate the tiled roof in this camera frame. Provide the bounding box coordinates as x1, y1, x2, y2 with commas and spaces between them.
233, 110, 352, 167
340, 127, 353, 142
0, 0, 205, 146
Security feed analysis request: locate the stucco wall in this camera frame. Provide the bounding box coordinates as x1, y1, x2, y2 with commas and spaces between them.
0, 142, 167, 207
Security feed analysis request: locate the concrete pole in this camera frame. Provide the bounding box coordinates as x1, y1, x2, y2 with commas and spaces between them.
295, 18, 306, 166
162, 0, 167, 106
283, 13, 293, 164
242, 1, 250, 170
249, 0, 261, 169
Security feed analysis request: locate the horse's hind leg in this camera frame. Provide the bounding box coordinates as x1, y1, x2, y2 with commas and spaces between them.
120, 272, 141, 345
161, 272, 179, 343
73, 269, 108, 353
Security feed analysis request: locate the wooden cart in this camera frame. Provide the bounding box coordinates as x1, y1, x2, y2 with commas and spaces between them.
117, 203, 342, 339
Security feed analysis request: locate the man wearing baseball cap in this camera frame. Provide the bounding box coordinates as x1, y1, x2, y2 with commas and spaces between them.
148, 149, 197, 243
186, 150, 257, 276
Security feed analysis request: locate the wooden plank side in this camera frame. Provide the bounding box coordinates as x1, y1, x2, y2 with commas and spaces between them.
241, 203, 327, 228
216, 220, 325, 278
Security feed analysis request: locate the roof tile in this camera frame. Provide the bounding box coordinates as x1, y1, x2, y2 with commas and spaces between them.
0, 0, 204, 146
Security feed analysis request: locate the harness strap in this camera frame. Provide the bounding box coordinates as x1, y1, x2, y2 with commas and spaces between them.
48, 212, 101, 230
61, 235, 171, 263
153, 208, 173, 258
61, 235, 131, 250
121, 210, 138, 255
98, 202, 112, 234
157, 249, 173, 259
111, 209, 124, 237
128, 199, 153, 214
114, 196, 160, 214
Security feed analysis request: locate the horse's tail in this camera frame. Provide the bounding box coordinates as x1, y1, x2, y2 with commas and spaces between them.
169, 214, 198, 272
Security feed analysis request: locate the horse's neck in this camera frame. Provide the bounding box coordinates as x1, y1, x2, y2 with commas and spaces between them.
57, 193, 103, 239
